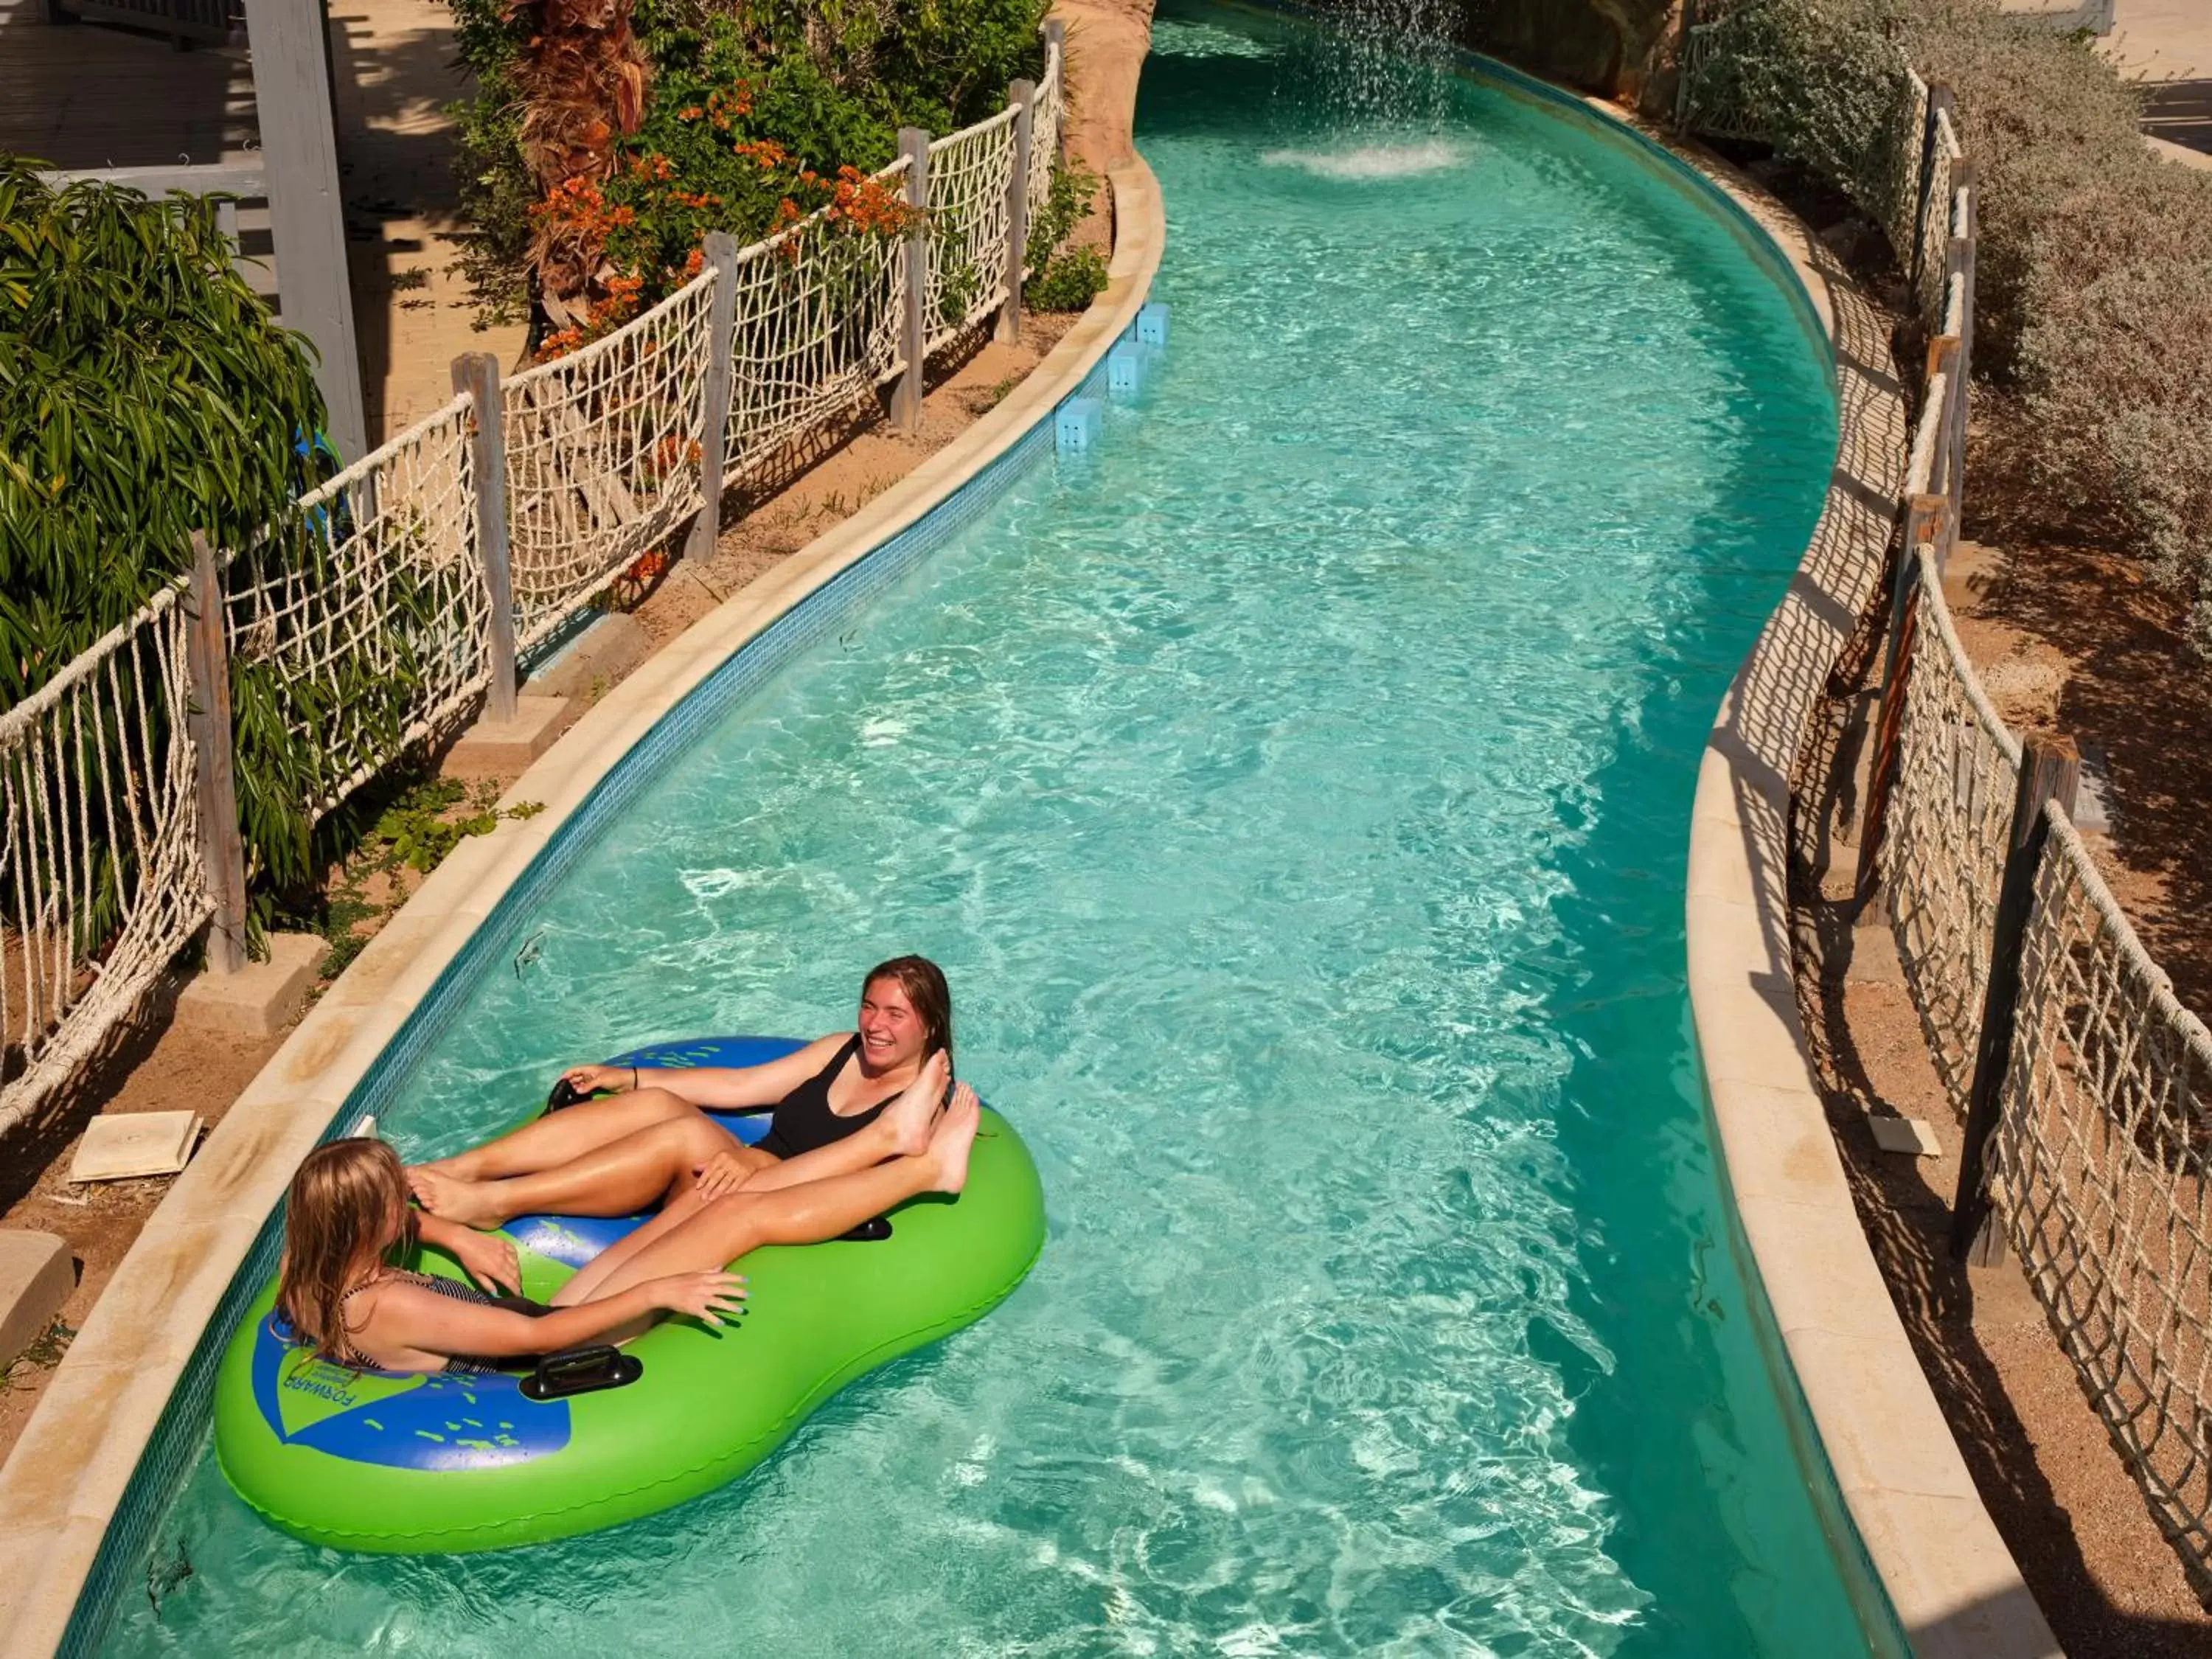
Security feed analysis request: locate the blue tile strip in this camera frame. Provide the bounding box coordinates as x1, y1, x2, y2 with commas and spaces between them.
56, 336, 1134, 1658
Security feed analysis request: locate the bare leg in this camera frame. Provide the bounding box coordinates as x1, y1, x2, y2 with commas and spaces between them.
549, 1183, 717, 1307
581, 1089, 981, 1303
411, 1115, 762, 1228
552, 1062, 944, 1305
421, 1087, 703, 1182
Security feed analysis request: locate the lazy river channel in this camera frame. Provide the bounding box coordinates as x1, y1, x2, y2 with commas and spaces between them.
94, 4, 1893, 1653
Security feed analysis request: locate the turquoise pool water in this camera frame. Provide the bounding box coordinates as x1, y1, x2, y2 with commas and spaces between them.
96, 6, 1886, 1653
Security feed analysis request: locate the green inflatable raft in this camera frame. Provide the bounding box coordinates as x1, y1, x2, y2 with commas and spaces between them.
213, 1036, 1046, 1553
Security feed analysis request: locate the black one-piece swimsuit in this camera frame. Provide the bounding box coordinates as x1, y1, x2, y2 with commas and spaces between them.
754, 1035, 903, 1160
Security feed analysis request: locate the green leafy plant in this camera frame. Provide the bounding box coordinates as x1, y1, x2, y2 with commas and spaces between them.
371, 776, 544, 874
1023, 161, 1107, 312
0, 160, 327, 705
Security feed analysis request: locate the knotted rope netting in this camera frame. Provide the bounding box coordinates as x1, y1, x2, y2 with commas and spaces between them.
0, 38, 1065, 1139
225, 395, 490, 819
722, 164, 910, 488
503, 269, 718, 650
1988, 809, 2212, 1597
0, 588, 209, 1135
925, 108, 1020, 352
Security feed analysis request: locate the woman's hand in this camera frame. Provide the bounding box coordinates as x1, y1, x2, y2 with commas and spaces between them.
691, 1150, 753, 1201
560, 1062, 633, 1096
647, 1270, 748, 1326
445, 1226, 522, 1297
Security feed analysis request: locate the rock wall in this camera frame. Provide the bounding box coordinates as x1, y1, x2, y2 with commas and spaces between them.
1048, 0, 1686, 176
1453, 0, 1683, 112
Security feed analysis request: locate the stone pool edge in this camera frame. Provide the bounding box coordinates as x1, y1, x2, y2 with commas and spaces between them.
1616, 121, 2066, 1659
0, 159, 1165, 1659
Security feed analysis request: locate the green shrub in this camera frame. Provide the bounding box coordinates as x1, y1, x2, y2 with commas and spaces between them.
1691, 0, 2212, 651
0, 160, 326, 703
1023, 161, 1108, 311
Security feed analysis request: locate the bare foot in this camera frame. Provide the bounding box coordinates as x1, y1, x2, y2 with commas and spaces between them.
406, 1164, 512, 1229
879, 1050, 950, 1157
925, 1086, 981, 1194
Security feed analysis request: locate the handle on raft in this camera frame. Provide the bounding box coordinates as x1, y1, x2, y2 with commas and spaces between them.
546, 1077, 587, 1111
520, 1345, 644, 1401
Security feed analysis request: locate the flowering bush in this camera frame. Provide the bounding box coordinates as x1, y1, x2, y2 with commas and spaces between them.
448, 0, 1050, 348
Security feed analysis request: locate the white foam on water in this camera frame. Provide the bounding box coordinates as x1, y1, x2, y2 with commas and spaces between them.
1259, 139, 1470, 180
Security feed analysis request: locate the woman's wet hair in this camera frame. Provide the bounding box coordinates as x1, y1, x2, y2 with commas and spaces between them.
863, 955, 953, 1074
276, 1138, 412, 1357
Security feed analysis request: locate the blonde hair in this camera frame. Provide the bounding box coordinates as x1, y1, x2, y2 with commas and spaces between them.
276, 1138, 411, 1355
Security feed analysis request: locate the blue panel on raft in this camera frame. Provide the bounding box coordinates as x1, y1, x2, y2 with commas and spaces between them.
249, 1315, 570, 1472
504, 1034, 804, 1270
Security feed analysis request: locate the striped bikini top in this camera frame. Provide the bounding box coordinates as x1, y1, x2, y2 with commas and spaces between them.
330, 1270, 508, 1375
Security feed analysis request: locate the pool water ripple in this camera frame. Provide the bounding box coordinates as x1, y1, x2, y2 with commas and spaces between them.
97, 5, 1885, 1654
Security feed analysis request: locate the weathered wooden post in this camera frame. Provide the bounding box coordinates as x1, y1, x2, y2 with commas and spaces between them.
997, 80, 1037, 347
243, 0, 367, 462
892, 128, 932, 434
1852, 494, 1947, 914
1043, 18, 1066, 88
184, 534, 248, 974
688, 232, 741, 563
451, 352, 518, 724
1947, 159, 1978, 522
1924, 334, 1961, 550
1952, 734, 2080, 1262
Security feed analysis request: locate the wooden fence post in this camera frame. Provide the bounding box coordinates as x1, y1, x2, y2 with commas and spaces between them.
1952, 734, 2081, 1262
452, 352, 518, 725
1043, 16, 1066, 83
1852, 494, 1947, 914
184, 534, 248, 974
997, 80, 1037, 347
1947, 159, 1978, 523
1924, 333, 1961, 547
687, 232, 740, 563
1910, 84, 1954, 292
891, 128, 931, 434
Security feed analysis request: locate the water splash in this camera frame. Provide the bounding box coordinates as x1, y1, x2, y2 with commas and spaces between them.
1282, 0, 1461, 132
1259, 139, 1472, 181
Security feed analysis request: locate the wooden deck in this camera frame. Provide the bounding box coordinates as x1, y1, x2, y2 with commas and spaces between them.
1, 0, 523, 444
0, 0, 257, 170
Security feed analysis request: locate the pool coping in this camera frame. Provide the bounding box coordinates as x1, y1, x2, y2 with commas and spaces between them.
0, 157, 1165, 1659
1588, 113, 2067, 1659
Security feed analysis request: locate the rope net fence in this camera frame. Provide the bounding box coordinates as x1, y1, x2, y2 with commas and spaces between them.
504, 268, 717, 650
926, 108, 1018, 351
1989, 809, 2212, 1596
0, 40, 1064, 1138
1916, 108, 1964, 334
1883, 560, 2023, 1119
1029, 38, 1063, 241
0, 588, 209, 1135
225, 395, 490, 823
1743, 15, 2212, 1598
721, 166, 910, 488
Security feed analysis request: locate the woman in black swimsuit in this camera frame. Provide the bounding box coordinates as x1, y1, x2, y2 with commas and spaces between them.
406, 956, 954, 1239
